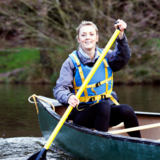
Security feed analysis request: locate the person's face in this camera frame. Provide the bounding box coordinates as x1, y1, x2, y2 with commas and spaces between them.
77, 25, 99, 51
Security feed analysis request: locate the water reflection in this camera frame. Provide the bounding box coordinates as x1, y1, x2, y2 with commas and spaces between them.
114, 85, 160, 112
0, 84, 54, 138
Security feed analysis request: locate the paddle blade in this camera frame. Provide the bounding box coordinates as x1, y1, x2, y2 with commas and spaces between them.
27, 148, 47, 160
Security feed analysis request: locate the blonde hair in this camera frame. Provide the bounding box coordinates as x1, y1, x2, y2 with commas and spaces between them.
76, 21, 99, 49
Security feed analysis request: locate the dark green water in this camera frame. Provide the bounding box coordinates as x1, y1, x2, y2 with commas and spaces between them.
0, 84, 160, 159
0, 84, 54, 138
114, 85, 160, 113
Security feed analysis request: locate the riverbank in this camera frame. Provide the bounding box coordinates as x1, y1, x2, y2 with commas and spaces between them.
0, 47, 160, 85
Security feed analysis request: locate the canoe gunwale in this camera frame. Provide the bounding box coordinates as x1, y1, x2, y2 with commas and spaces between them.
135, 111, 160, 117
36, 97, 160, 147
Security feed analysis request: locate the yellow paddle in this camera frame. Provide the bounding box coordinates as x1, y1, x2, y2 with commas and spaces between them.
27, 28, 120, 160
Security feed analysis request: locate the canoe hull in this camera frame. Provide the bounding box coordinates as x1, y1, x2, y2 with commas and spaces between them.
37, 97, 160, 160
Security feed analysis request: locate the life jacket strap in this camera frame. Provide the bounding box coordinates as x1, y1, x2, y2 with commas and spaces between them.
73, 77, 113, 89
76, 104, 84, 111
91, 87, 100, 104
103, 58, 109, 67
97, 50, 111, 95
110, 95, 120, 105
76, 95, 120, 111
97, 49, 109, 68
71, 53, 88, 97
79, 90, 112, 103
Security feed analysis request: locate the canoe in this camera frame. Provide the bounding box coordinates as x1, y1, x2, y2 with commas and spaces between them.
30, 95, 160, 160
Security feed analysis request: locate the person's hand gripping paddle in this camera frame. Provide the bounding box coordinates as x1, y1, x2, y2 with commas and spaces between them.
27, 26, 121, 160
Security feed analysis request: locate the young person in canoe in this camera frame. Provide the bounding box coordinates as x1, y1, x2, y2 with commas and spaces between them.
53, 20, 141, 138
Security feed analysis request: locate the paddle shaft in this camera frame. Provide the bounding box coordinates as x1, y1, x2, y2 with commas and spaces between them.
108, 122, 160, 134
44, 29, 120, 150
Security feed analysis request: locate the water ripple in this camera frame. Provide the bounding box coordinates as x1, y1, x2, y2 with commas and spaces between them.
0, 137, 77, 160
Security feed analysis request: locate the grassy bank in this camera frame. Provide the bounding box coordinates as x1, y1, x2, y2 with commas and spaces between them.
0, 48, 39, 73
0, 48, 40, 83
0, 45, 160, 85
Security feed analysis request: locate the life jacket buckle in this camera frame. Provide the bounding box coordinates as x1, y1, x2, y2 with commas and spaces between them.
101, 94, 106, 99
89, 97, 96, 102
77, 64, 81, 67
96, 81, 101, 87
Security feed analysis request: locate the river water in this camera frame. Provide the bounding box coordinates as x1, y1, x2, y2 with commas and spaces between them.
0, 84, 160, 159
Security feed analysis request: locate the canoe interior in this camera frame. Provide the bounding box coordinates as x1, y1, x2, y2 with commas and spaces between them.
55, 106, 160, 140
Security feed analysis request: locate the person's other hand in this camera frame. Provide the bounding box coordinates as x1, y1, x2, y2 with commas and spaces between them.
114, 19, 127, 39
114, 19, 127, 32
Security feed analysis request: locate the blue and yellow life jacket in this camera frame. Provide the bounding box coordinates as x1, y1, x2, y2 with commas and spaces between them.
69, 48, 119, 108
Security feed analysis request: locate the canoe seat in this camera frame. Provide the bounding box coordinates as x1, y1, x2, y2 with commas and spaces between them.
109, 122, 129, 136
67, 120, 73, 123
109, 122, 124, 131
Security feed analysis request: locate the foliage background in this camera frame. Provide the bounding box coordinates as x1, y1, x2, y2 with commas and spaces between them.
0, 0, 160, 84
